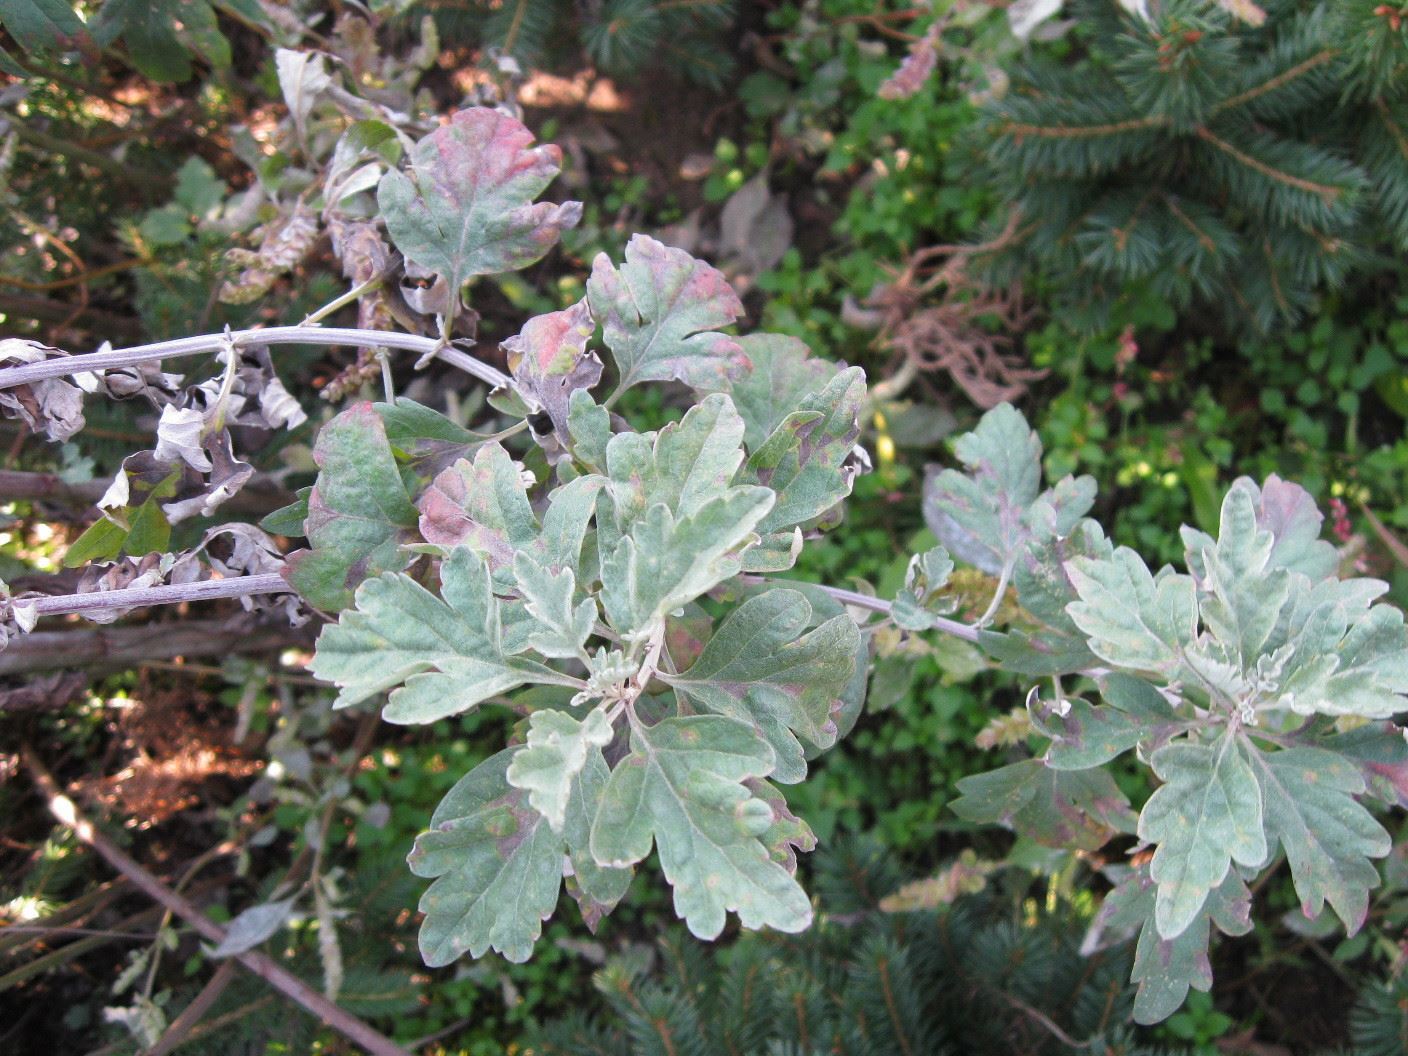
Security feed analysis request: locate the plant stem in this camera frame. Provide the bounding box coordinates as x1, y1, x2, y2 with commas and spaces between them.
0, 326, 512, 393
300, 270, 391, 326
22, 747, 415, 1056
974, 559, 1013, 629
28, 573, 289, 618
747, 577, 983, 644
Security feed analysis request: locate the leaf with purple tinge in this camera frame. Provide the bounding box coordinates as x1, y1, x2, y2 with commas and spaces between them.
589, 233, 750, 395
285, 403, 418, 611
418, 442, 537, 576
1181, 475, 1338, 583
1330, 722, 1408, 808
378, 108, 582, 305
1091, 864, 1252, 1024
1246, 744, 1388, 934
950, 758, 1135, 851
409, 751, 566, 965
504, 298, 602, 438
746, 778, 816, 873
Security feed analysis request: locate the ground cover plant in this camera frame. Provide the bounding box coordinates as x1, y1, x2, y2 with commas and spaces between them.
4, 3, 1408, 1054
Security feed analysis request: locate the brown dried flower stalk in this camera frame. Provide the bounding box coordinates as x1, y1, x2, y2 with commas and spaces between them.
866, 212, 1044, 408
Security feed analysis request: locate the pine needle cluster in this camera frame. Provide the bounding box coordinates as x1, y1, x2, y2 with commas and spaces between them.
527, 838, 1408, 1055
973, 0, 1408, 333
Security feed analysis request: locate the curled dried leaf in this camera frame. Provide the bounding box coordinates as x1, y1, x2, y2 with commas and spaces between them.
0, 339, 85, 442
75, 551, 206, 624
504, 298, 602, 442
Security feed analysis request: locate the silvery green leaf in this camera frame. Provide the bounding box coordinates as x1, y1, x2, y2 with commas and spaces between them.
1274, 601, 1408, 719
503, 299, 602, 439
566, 388, 611, 474
716, 333, 840, 450
378, 108, 581, 300
950, 759, 1135, 851
1192, 482, 1293, 667
286, 403, 418, 611
1182, 475, 1337, 582
1139, 735, 1266, 940
1066, 548, 1197, 675
311, 547, 580, 722
1101, 671, 1179, 719
662, 589, 860, 784
1096, 865, 1251, 1024
589, 234, 749, 395
1246, 745, 1389, 933
748, 778, 816, 873
600, 488, 773, 641
605, 393, 749, 529
590, 715, 812, 939
533, 475, 603, 579
891, 545, 955, 632
417, 442, 537, 574
562, 743, 632, 929
506, 709, 614, 831
922, 403, 1096, 576
408, 751, 563, 965
738, 529, 803, 573
209, 897, 297, 957
1036, 696, 1145, 771
512, 552, 596, 660
741, 366, 866, 534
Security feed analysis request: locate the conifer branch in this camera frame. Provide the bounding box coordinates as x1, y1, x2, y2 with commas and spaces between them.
1195, 126, 1343, 203
876, 956, 916, 1056
1376, 98, 1408, 162
1213, 49, 1337, 115
1163, 195, 1219, 253
1001, 115, 1167, 142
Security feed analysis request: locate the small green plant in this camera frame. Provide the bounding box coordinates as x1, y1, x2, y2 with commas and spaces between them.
4, 103, 1406, 1034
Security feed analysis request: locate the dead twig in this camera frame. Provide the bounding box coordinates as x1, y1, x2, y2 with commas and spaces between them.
21, 746, 415, 1056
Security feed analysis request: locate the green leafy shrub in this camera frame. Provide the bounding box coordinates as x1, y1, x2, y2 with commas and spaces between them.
6, 88, 1408, 1043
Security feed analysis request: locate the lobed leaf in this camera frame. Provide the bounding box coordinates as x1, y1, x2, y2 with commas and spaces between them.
417, 442, 537, 575
504, 298, 603, 439
311, 547, 580, 722
1066, 547, 1197, 676
590, 715, 812, 939
717, 333, 840, 450
409, 751, 565, 965
1245, 744, 1389, 933
378, 108, 581, 300
506, 708, 615, 831
1096, 865, 1252, 1024
1138, 734, 1266, 940
741, 365, 866, 535
923, 402, 1095, 576
950, 759, 1135, 851
589, 233, 748, 395
662, 589, 860, 784
599, 489, 772, 641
